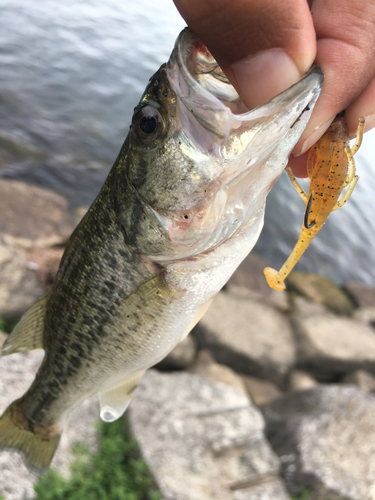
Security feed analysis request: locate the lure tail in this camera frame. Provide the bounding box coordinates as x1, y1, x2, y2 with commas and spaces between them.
0, 400, 61, 476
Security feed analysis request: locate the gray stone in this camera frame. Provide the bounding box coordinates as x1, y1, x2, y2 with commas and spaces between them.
0, 237, 44, 319
156, 334, 197, 370
343, 281, 375, 308
287, 271, 355, 315
194, 291, 296, 386
189, 350, 247, 393
127, 370, 290, 500
291, 296, 330, 317
241, 376, 282, 406
226, 252, 273, 298
262, 385, 375, 500
293, 314, 375, 380
0, 350, 100, 500
227, 285, 290, 313
0, 331, 7, 347
0, 179, 73, 248
353, 306, 375, 328
288, 370, 318, 391
341, 369, 375, 393
24, 247, 64, 290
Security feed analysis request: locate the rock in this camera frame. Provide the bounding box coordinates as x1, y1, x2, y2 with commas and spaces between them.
286, 271, 355, 315
0, 331, 7, 347
262, 385, 375, 500
24, 247, 64, 290
127, 370, 290, 500
226, 252, 273, 298
353, 306, 375, 328
194, 291, 296, 386
288, 370, 318, 391
291, 296, 329, 317
156, 334, 197, 370
189, 350, 247, 393
0, 350, 100, 500
228, 285, 290, 313
241, 376, 282, 406
343, 281, 375, 308
72, 206, 89, 227
0, 179, 73, 248
341, 370, 375, 393
293, 314, 375, 380
0, 237, 44, 319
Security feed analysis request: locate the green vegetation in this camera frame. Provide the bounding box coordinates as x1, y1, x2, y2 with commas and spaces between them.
291, 490, 311, 500
34, 419, 161, 500
0, 315, 16, 334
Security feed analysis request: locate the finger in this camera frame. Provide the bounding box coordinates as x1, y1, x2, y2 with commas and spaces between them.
173, 0, 316, 109
346, 75, 375, 137
287, 152, 310, 178
293, 0, 375, 155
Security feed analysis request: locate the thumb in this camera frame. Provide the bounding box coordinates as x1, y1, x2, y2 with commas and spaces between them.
173, 0, 317, 109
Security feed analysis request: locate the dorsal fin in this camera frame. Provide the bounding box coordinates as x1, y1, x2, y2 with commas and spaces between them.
1, 290, 50, 356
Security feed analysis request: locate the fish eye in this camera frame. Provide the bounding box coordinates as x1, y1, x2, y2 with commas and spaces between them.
132, 103, 165, 143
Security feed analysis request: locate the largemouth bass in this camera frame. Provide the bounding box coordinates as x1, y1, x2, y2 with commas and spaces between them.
0, 28, 323, 474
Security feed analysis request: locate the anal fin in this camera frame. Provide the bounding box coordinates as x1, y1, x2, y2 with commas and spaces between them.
99, 370, 145, 422
1, 290, 50, 356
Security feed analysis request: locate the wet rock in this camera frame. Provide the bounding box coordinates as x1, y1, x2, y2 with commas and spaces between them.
156, 334, 197, 370
288, 370, 318, 391
194, 291, 296, 386
189, 350, 247, 393
341, 369, 375, 393
0, 179, 73, 248
262, 385, 375, 500
352, 306, 375, 328
24, 247, 64, 290
127, 370, 290, 500
286, 271, 354, 315
293, 314, 375, 380
343, 281, 375, 308
0, 350, 100, 500
0, 237, 44, 319
241, 376, 282, 406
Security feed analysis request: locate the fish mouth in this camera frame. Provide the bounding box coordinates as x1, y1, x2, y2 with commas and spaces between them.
167, 28, 323, 167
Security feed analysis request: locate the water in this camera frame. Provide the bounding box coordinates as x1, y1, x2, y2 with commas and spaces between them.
1, 0, 374, 286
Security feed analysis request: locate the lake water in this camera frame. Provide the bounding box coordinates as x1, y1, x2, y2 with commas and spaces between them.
1, 0, 374, 286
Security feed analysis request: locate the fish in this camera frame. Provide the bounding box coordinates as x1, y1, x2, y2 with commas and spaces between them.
264, 113, 365, 291
0, 28, 323, 475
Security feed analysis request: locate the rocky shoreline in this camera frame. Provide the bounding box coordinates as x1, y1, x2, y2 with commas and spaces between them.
1, 178, 375, 500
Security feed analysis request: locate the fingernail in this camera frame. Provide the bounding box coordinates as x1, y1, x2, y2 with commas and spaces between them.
231, 49, 302, 110
293, 118, 333, 157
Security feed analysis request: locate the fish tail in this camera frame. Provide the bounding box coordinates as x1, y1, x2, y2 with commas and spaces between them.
0, 400, 61, 476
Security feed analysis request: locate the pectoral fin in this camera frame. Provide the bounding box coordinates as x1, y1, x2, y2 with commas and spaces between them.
1, 291, 50, 356
99, 371, 145, 422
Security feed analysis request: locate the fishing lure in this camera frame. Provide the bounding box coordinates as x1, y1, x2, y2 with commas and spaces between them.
264, 114, 365, 291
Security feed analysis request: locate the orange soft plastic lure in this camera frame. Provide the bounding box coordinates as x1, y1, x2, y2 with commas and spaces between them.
264, 114, 365, 291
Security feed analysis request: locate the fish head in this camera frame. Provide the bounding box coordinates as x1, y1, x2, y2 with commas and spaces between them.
123, 28, 323, 260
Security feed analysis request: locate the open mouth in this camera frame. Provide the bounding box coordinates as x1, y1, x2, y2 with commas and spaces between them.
167, 28, 323, 149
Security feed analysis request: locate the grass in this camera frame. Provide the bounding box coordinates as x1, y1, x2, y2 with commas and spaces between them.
33, 419, 161, 500
0, 315, 15, 334
291, 491, 311, 500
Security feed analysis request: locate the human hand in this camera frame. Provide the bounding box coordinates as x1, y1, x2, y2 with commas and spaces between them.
173, 0, 375, 176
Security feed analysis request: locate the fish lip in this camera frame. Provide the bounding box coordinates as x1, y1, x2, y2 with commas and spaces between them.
167, 27, 323, 141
